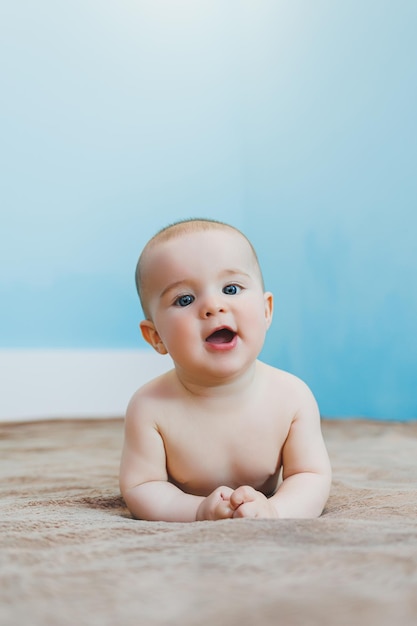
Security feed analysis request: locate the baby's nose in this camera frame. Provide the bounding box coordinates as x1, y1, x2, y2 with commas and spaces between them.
204, 307, 225, 318
200, 297, 227, 318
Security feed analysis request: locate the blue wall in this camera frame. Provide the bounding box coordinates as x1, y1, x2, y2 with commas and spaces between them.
1, 2, 416, 418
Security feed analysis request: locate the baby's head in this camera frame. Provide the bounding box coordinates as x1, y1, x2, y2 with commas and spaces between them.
136, 218, 265, 320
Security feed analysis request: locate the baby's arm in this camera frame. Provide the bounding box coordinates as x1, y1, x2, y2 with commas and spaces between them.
231, 381, 331, 519
271, 382, 331, 518
119, 393, 233, 522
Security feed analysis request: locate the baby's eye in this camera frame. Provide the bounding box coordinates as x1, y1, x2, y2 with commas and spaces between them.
223, 284, 241, 296
174, 294, 195, 307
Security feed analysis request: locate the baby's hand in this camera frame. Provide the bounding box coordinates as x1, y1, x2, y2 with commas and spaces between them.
196, 486, 234, 521
229, 485, 278, 519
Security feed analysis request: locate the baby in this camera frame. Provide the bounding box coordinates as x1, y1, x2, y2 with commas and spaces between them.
119, 218, 331, 521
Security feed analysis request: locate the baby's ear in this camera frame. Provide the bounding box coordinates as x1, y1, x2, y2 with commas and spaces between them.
139, 320, 168, 355
264, 292, 273, 329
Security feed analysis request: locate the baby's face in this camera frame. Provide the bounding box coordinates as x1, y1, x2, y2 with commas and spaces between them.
140, 228, 273, 384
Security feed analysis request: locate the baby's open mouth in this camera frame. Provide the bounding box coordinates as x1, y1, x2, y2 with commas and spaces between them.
205, 328, 237, 345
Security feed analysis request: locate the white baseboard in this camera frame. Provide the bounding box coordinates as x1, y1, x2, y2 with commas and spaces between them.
0, 349, 173, 422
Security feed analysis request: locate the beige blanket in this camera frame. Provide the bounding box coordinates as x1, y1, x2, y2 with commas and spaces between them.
1, 418, 416, 626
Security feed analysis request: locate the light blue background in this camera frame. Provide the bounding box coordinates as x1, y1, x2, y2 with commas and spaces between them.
1, 1, 416, 419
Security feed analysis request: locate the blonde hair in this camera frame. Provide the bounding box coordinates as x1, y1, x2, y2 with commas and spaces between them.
136, 218, 264, 319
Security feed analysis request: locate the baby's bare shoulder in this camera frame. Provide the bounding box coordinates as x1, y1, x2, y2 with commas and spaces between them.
261, 361, 310, 391
126, 369, 177, 422
260, 362, 317, 410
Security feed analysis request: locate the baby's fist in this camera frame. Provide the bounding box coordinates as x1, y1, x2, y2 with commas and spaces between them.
230, 485, 278, 519
196, 486, 234, 521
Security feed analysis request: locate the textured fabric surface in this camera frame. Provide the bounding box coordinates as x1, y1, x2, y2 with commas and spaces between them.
1, 418, 417, 626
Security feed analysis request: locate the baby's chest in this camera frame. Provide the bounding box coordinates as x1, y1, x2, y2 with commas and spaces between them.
161, 416, 285, 496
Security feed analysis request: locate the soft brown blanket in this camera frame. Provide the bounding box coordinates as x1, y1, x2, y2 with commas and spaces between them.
1, 418, 416, 626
